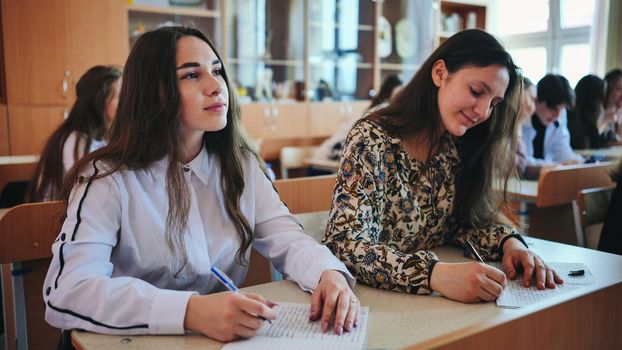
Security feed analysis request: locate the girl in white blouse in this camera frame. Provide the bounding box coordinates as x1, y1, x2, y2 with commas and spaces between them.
43, 26, 359, 342
28, 65, 122, 201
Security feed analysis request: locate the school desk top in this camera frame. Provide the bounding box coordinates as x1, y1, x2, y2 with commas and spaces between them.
72, 212, 622, 350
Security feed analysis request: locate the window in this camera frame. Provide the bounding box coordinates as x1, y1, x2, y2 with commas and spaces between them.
494, 0, 596, 88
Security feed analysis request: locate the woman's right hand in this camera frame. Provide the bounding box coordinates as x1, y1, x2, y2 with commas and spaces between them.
429, 262, 507, 303
183, 292, 277, 342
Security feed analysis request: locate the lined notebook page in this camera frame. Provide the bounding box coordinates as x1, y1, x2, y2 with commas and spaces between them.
222, 302, 369, 350
492, 262, 594, 308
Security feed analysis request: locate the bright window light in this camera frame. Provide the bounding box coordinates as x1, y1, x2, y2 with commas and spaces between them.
508, 47, 548, 83
497, 0, 549, 35
560, 43, 591, 88
560, 0, 595, 28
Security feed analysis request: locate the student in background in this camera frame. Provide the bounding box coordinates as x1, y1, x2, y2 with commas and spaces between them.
515, 77, 545, 179
567, 75, 618, 149
28, 65, 122, 202
603, 68, 622, 140
604, 68, 622, 111
314, 74, 403, 162
520, 74, 583, 164
43, 27, 358, 343
598, 161, 622, 255
323, 29, 562, 304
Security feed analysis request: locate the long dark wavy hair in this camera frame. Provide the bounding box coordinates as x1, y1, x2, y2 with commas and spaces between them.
364, 29, 521, 228
64, 26, 264, 276
28, 65, 122, 202
567, 75, 605, 149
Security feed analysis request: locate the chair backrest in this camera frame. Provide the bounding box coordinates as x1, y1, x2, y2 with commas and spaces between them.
0, 160, 37, 197
571, 186, 615, 248
279, 146, 318, 179
273, 174, 337, 214
537, 161, 616, 207
0, 201, 65, 350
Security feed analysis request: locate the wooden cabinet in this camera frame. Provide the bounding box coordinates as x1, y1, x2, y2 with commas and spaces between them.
240, 103, 309, 141
1, 0, 128, 155
7, 106, 67, 155
439, 1, 487, 42
128, 1, 221, 49
308, 101, 369, 137
2, 0, 70, 105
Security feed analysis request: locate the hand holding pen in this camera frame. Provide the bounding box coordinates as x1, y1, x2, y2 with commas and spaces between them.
210, 266, 275, 325
182, 267, 277, 342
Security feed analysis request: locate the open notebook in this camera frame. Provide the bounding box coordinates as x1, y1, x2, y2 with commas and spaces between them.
492, 262, 595, 308
222, 302, 369, 350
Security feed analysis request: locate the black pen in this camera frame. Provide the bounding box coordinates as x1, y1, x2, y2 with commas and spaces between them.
465, 239, 485, 263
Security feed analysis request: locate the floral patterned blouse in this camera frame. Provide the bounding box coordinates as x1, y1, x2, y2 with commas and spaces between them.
322, 119, 517, 295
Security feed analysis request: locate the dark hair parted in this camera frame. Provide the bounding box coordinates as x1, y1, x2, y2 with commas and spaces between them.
364, 29, 521, 229
604, 68, 622, 108
28, 65, 122, 202
64, 26, 263, 276
370, 74, 403, 108
537, 74, 575, 109
567, 75, 605, 149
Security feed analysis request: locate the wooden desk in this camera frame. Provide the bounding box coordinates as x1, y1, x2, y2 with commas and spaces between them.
505, 162, 617, 245
0, 155, 39, 191
304, 158, 339, 173
576, 146, 622, 160
72, 212, 622, 350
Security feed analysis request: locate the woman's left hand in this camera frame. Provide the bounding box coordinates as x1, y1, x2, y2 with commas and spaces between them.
502, 238, 564, 289
310, 270, 360, 335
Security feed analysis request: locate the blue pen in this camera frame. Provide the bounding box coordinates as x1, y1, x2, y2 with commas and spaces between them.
210, 266, 273, 324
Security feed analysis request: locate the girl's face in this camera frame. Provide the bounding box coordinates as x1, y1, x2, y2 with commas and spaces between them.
104, 78, 121, 126
608, 78, 622, 109
432, 60, 509, 137
520, 85, 537, 123
176, 36, 229, 145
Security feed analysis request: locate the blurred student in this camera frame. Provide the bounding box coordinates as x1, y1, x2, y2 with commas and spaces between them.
515, 77, 545, 179
567, 75, 618, 149
323, 30, 562, 304
521, 74, 583, 164
43, 26, 359, 343
314, 74, 403, 162
603, 68, 622, 140
28, 65, 122, 201
598, 161, 622, 255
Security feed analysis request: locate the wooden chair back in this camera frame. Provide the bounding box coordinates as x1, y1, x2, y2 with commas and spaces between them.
572, 186, 615, 247
279, 146, 318, 179
0, 159, 37, 195
273, 174, 337, 214
0, 201, 65, 350
537, 161, 616, 207
243, 175, 337, 287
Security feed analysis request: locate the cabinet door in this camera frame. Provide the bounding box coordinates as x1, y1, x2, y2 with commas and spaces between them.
67, 0, 129, 102
309, 102, 345, 137
240, 103, 270, 140
2, 0, 70, 104
8, 105, 67, 155
268, 103, 309, 139
309, 101, 370, 137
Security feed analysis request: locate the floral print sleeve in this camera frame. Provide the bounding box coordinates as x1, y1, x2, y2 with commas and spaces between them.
449, 218, 519, 261
323, 120, 441, 295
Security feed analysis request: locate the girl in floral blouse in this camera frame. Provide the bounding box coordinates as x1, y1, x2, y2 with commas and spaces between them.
323, 29, 563, 303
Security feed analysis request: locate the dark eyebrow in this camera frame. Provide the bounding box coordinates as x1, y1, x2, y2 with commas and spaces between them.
175, 59, 222, 71
176, 62, 199, 70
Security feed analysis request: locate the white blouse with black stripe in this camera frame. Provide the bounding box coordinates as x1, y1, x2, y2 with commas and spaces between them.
43, 147, 353, 334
